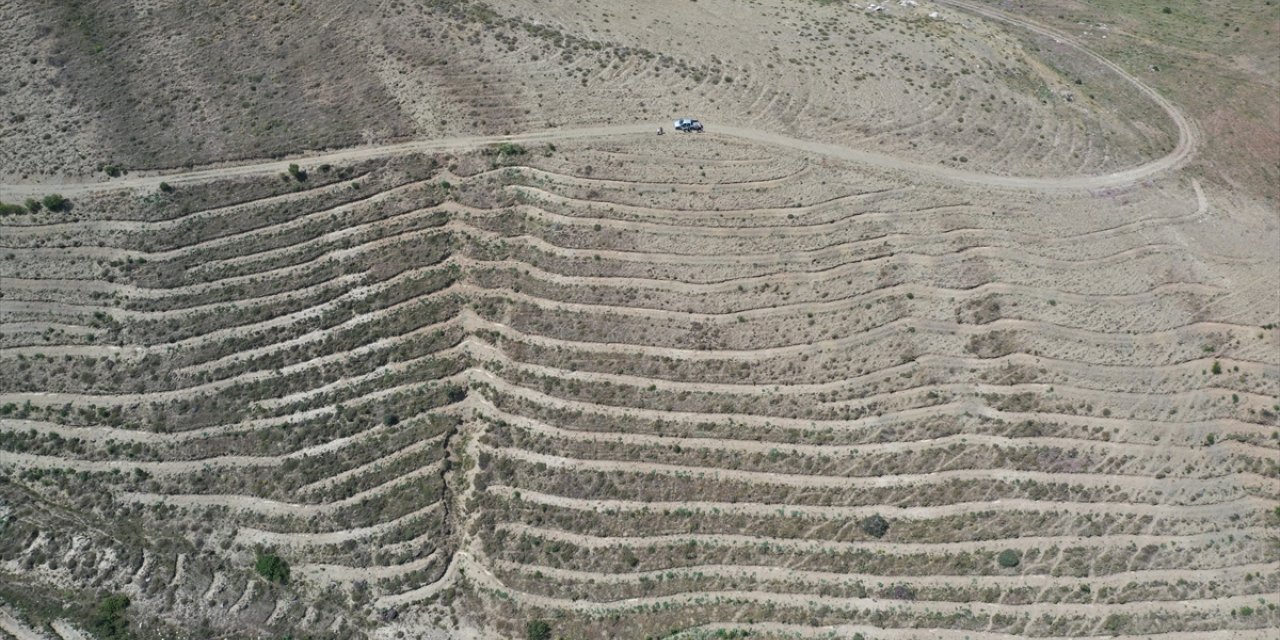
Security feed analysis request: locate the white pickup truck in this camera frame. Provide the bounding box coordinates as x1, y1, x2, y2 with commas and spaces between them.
673, 118, 704, 132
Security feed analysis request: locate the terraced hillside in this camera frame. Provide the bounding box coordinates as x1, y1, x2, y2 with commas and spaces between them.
0, 129, 1277, 639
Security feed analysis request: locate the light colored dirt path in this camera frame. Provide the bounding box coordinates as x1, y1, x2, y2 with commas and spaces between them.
460, 339, 1272, 416
472, 397, 1276, 462
505, 177, 1205, 238
485, 485, 1269, 521
493, 558, 1278, 593
117, 459, 443, 517
460, 551, 1261, 618
0, 610, 50, 640
376, 552, 466, 608
473, 368, 1275, 442
297, 549, 443, 584
0, 120, 1189, 201
235, 501, 443, 547
0, 99, 1195, 202
48, 622, 89, 640
464, 310, 1272, 381
495, 521, 1271, 559
482, 443, 1278, 497
677, 622, 1274, 640
4, 362, 1270, 457
0, 1, 1196, 201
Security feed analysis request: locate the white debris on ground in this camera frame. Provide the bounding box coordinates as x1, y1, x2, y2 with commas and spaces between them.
853, 0, 943, 20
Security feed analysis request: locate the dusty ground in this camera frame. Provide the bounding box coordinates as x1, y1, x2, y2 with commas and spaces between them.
2, 0, 1177, 182
0, 1, 1277, 639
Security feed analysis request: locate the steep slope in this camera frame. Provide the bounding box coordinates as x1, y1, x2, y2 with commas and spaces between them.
1, 134, 1276, 638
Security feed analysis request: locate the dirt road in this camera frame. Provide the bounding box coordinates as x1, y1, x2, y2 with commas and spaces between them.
0, 2, 1195, 201
0, 609, 50, 640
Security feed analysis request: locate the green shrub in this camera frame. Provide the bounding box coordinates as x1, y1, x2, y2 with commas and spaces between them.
90, 594, 132, 640
494, 142, 528, 156
0, 202, 25, 215
158, 182, 173, 193
526, 619, 551, 640
254, 550, 290, 584
288, 163, 307, 181
859, 513, 890, 538
1211, 360, 1222, 375
1103, 613, 1131, 633
42, 194, 68, 212
997, 549, 1021, 568
23, 198, 42, 213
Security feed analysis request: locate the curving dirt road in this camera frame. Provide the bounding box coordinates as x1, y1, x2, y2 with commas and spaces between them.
0, 1, 1195, 201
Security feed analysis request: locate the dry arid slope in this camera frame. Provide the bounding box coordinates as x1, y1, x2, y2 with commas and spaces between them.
0, 1, 1278, 640
968, 0, 1280, 199
3, 0, 1177, 180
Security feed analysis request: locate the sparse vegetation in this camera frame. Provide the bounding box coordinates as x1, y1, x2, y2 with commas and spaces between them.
0, 3, 1272, 638
0, 137, 1271, 639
